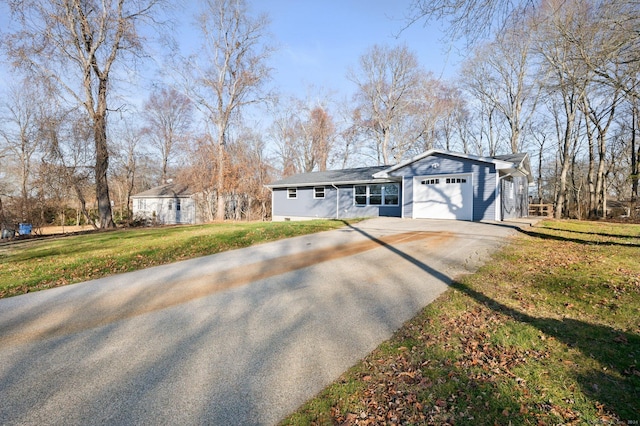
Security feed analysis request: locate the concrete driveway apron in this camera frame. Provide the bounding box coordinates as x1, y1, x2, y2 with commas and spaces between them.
0, 218, 524, 425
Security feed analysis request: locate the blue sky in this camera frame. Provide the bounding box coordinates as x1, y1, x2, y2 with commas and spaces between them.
168, 0, 462, 101
0, 1, 462, 106
254, 0, 460, 97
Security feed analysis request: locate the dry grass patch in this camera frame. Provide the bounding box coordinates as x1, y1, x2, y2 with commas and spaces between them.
281, 220, 640, 425
0, 220, 355, 298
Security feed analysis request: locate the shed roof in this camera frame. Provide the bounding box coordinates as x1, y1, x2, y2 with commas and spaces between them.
131, 183, 194, 198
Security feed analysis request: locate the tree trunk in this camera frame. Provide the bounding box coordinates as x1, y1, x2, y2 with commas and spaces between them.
73, 180, 97, 230
555, 120, 573, 219
216, 139, 226, 221
632, 101, 638, 201
0, 196, 6, 230
95, 80, 115, 228
585, 121, 597, 217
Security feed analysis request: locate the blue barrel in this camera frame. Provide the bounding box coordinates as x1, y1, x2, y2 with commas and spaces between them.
18, 223, 32, 235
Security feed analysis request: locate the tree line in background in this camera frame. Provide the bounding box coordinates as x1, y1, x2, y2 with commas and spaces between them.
0, 0, 638, 231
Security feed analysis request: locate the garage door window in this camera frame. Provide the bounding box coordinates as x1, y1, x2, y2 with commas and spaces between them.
446, 177, 466, 184
421, 178, 440, 185
354, 184, 399, 206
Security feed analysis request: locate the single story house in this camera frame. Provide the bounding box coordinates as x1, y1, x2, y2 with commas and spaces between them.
266, 149, 533, 222
131, 182, 197, 225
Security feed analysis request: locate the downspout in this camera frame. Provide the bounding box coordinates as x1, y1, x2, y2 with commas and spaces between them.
331, 184, 339, 219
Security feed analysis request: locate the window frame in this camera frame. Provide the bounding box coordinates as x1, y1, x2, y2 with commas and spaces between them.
353, 183, 399, 206
354, 185, 367, 206
313, 186, 325, 199
287, 188, 297, 199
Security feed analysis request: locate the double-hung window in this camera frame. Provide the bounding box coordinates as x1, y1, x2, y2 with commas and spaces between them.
287, 188, 297, 199
355, 185, 367, 205
354, 184, 399, 206
314, 186, 325, 199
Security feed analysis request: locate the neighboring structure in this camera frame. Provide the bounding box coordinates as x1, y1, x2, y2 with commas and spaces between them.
131, 183, 197, 225
266, 149, 532, 222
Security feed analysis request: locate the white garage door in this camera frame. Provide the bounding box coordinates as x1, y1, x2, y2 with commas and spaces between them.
413, 174, 473, 220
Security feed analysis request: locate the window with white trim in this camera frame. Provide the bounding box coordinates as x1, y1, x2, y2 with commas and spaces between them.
314, 186, 325, 199
354, 184, 399, 206
287, 188, 297, 199
369, 184, 382, 205
355, 185, 367, 205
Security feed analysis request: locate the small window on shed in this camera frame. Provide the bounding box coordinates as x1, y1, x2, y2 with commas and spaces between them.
287, 188, 297, 199
314, 187, 325, 199
176, 199, 181, 211
168, 200, 173, 210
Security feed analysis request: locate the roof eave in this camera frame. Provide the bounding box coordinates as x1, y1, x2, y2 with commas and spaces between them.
376, 149, 515, 176
265, 177, 400, 189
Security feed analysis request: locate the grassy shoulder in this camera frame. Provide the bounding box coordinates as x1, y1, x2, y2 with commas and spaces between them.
0, 220, 354, 299
281, 220, 640, 425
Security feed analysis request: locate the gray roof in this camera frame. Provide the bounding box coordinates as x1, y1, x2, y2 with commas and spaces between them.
493, 153, 527, 164
132, 183, 194, 198
267, 150, 534, 188
266, 165, 392, 188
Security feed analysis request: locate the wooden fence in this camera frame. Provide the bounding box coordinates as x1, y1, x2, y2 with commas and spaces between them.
529, 203, 554, 217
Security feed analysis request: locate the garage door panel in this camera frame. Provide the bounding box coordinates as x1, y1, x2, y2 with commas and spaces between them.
413, 174, 473, 220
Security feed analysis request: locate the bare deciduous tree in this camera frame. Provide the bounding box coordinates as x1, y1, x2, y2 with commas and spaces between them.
309, 106, 334, 172
0, 82, 42, 222
348, 44, 424, 164
3, 0, 164, 228
179, 0, 273, 221
142, 87, 193, 184
461, 21, 539, 154
407, 0, 537, 43
270, 97, 335, 175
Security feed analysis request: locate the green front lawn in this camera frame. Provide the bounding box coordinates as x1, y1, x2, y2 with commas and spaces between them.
282, 220, 640, 425
0, 220, 353, 298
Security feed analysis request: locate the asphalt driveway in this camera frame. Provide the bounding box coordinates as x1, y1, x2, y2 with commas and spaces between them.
0, 218, 528, 425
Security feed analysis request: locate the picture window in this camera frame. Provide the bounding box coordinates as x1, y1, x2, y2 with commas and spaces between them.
354, 184, 399, 206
